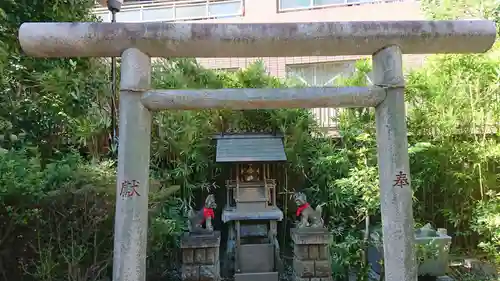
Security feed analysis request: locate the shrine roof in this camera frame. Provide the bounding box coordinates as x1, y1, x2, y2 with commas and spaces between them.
214, 133, 287, 163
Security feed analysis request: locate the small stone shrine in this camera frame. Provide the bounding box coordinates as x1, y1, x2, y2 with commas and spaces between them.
216, 133, 286, 281
291, 192, 333, 281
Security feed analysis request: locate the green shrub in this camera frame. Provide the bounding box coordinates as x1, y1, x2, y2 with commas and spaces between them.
0, 150, 114, 281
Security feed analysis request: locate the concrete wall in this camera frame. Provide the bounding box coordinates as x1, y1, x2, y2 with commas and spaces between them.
193, 0, 427, 76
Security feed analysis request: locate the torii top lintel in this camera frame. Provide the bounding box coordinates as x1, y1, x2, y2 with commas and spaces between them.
18, 20, 496, 58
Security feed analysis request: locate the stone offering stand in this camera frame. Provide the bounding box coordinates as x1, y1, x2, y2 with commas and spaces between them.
291, 228, 333, 281
181, 231, 221, 281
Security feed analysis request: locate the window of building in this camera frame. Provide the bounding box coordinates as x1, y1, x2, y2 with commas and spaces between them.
208, 1, 242, 17
116, 9, 143, 21
314, 0, 345, 6
142, 7, 174, 21
286, 61, 358, 129
286, 61, 357, 86
279, 0, 310, 9
175, 4, 207, 19
220, 67, 240, 72
94, 0, 243, 22
278, 0, 403, 12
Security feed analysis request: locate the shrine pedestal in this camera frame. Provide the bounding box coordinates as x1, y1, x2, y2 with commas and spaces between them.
291, 228, 333, 281
181, 231, 221, 281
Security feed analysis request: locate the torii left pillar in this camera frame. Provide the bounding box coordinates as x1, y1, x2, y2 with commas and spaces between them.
113, 48, 152, 281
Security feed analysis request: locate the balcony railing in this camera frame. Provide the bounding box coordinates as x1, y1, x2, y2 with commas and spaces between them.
278, 0, 408, 12
93, 0, 243, 22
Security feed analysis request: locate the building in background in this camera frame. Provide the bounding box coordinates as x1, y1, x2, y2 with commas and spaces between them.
93, 0, 426, 132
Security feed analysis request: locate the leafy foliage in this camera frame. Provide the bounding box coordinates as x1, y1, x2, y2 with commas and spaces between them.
420, 0, 499, 34
0, 0, 110, 162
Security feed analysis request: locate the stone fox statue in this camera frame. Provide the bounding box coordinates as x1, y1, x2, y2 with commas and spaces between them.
187, 194, 217, 234
294, 192, 324, 228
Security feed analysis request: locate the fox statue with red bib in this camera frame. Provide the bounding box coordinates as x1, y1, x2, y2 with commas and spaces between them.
294, 192, 324, 228
187, 194, 217, 234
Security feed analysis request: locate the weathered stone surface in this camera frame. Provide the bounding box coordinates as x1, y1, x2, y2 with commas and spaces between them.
294, 258, 315, 278
112, 48, 151, 281
183, 248, 194, 264
141, 87, 387, 111
18, 20, 497, 58
292, 229, 333, 279
194, 248, 206, 264
319, 245, 329, 260
294, 244, 309, 260
314, 260, 332, 277
182, 265, 199, 281
291, 228, 331, 245
205, 247, 219, 265
373, 45, 418, 281
181, 231, 221, 249
463, 258, 497, 276
181, 232, 220, 280
308, 245, 319, 260
239, 243, 275, 273
199, 264, 220, 281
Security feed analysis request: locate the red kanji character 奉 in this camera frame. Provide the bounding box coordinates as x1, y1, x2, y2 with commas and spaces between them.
393, 171, 409, 188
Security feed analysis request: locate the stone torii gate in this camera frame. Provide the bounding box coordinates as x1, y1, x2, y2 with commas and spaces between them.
19, 20, 496, 281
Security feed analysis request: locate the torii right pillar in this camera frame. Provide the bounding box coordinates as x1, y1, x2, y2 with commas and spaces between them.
373, 45, 417, 281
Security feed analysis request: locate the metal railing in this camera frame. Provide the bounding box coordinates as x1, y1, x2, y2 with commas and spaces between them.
278, 0, 409, 12
94, 0, 243, 22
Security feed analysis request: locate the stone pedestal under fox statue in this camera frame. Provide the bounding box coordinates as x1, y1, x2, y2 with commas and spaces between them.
187, 194, 217, 234
294, 192, 324, 228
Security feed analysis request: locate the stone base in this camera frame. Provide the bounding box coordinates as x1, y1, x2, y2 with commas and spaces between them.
293, 243, 329, 261
238, 243, 275, 273
291, 228, 332, 280
292, 258, 332, 278
181, 231, 221, 248
291, 227, 331, 245
181, 231, 221, 281
182, 264, 221, 281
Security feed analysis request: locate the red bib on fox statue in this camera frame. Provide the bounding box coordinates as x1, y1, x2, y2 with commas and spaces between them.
202, 207, 215, 224
296, 203, 310, 217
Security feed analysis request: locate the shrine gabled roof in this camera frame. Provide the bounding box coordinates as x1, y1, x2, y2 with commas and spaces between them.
214, 133, 287, 163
